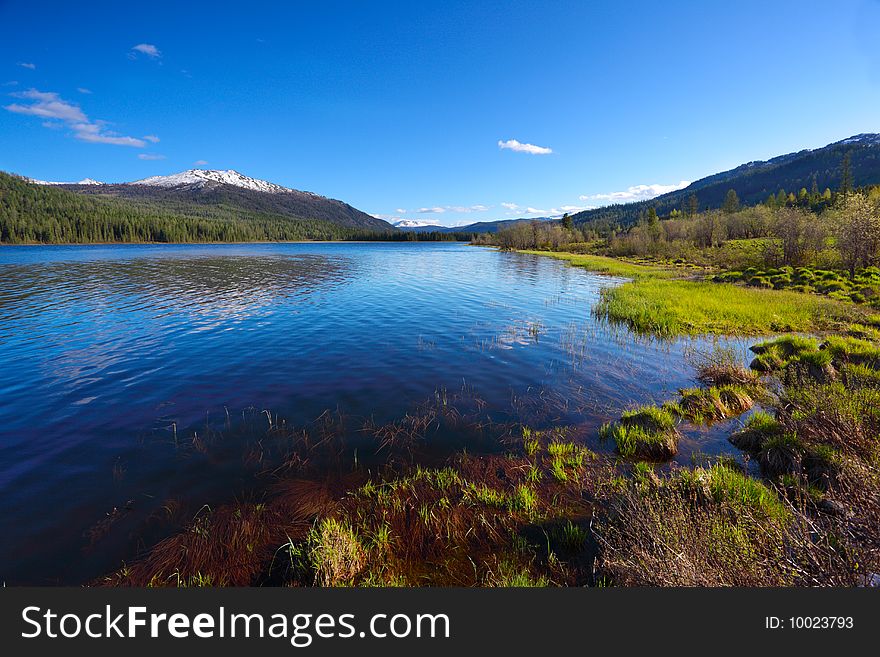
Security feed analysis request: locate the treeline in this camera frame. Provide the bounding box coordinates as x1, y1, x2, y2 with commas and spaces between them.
473, 214, 600, 250
488, 184, 880, 277
607, 187, 880, 273
0, 173, 473, 244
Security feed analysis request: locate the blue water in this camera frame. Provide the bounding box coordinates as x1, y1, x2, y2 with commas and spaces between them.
0, 242, 749, 583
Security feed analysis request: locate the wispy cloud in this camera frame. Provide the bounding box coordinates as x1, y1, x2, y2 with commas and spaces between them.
193, 159, 208, 166
130, 43, 161, 58
498, 139, 552, 155
500, 201, 586, 217
77, 87, 92, 94
142, 134, 160, 143
4, 88, 147, 147
395, 208, 407, 214
137, 153, 165, 160
18, 62, 36, 70
579, 181, 690, 204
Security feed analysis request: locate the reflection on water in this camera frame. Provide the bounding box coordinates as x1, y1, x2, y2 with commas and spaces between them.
0, 242, 750, 583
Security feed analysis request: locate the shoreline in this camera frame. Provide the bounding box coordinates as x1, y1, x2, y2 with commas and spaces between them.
0, 239, 471, 247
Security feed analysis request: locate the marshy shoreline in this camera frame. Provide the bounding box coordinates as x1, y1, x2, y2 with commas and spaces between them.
80, 249, 879, 587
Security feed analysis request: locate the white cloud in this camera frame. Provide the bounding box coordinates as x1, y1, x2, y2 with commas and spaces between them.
559, 205, 589, 213
5, 89, 87, 122
501, 202, 520, 211
416, 204, 490, 214
579, 181, 690, 205
76, 87, 92, 94
18, 62, 36, 70
193, 159, 209, 166
142, 134, 160, 143
395, 208, 407, 214
138, 153, 165, 160
131, 43, 161, 58
497, 139, 552, 155
4, 88, 147, 147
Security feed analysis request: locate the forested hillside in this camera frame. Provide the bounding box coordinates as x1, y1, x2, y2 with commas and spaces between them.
0, 172, 391, 243
571, 134, 880, 231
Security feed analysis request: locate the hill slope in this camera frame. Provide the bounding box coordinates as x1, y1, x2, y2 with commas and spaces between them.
48, 169, 392, 231
0, 172, 392, 243
571, 133, 880, 229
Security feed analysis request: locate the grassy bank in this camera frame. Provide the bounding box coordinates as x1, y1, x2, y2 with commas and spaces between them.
519, 250, 676, 278
522, 249, 861, 336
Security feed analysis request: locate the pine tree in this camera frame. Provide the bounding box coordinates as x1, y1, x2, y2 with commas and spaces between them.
687, 193, 698, 217
722, 189, 740, 214
839, 152, 853, 197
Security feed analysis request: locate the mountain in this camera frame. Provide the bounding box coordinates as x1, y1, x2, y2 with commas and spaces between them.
30, 177, 105, 186
0, 170, 396, 244
571, 133, 880, 229
393, 215, 558, 234
391, 219, 446, 232
132, 169, 296, 194
41, 169, 392, 231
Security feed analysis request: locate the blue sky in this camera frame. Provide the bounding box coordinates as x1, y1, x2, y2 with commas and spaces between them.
2, 1, 879, 226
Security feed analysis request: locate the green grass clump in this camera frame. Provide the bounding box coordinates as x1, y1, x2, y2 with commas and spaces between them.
841, 362, 880, 388
679, 464, 790, 523
596, 279, 855, 337
600, 422, 679, 462
599, 405, 680, 460
729, 411, 782, 453
822, 335, 880, 366
619, 405, 677, 431
708, 265, 880, 305
522, 426, 540, 456
486, 560, 549, 587
749, 336, 822, 372
306, 518, 366, 587
677, 385, 754, 424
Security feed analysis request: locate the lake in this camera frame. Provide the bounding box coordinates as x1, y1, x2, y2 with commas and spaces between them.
0, 242, 750, 583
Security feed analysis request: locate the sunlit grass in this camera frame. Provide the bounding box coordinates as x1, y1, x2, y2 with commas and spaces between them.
595, 278, 857, 337
518, 250, 676, 278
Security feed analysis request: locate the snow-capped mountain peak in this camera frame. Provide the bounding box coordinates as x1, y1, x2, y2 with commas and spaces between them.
131, 169, 299, 194
392, 219, 443, 228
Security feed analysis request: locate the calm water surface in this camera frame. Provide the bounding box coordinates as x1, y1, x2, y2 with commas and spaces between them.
0, 242, 750, 583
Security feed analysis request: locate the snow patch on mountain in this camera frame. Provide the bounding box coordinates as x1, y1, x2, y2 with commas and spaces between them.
131, 169, 314, 195
30, 177, 105, 186
392, 219, 444, 228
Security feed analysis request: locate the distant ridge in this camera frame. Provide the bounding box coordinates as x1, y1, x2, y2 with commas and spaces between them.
571, 133, 880, 229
